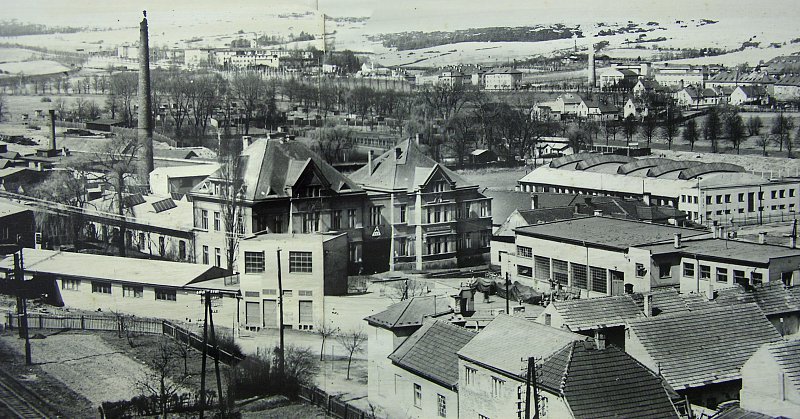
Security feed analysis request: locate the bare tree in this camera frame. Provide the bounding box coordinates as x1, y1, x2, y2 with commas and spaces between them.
641, 114, 658, 146
602, 120, 618, 145
314, 323, 339, 361
725, 111, 746, 154
218, 143, 246, 272
30, 169, 90, 247
683, 119, 700, 151
418, 83, 475, 161
0, 91, 7, 122
231, 71, 266, 134
662, 102, 682, 150
772, 113, 795, 153
109, 71, 137, 126
137, 337, 187, 417
336, 329, 367, 380
756, 133, 772, 156
447, 112, 476, 169
704, 107, 722, 153
747, 116, 763, 137
622, 115, 638, 147
313, 126, 354, 164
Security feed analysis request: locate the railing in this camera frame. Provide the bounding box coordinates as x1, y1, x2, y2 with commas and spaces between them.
161, 320, 244, 365
4, 312, 162, 334
298, 385, 376, 419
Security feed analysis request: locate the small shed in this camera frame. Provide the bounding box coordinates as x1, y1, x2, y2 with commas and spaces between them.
469, 149, 497, 165
86, 118, 125, 132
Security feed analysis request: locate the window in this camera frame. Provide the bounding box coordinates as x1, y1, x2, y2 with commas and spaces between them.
61, 279, 80, 291
683, 262, 695, 278
179, 240, 186, 260
122, 286, 143, 298
480, 201, 491, 218
716, 267, 728, 283
706, 196, 712, 205
734, 270, 746, 286
724, 194, 731, 203
215, 247, 221, 267
771, 190, 777, 199
437, 394, 446, 417
201, 209, 208, 229
413, 383, 422, 408
289, 251, 313, 273
479, 415, 490, 419
244, 251, 265, 273
465, 366, 477, 385
348, 209, 357, 229
659, 264, 671, 279
781, 271, 793, 286
699, 265, 711, 280
716, 195, 722, 204
751, 271, 763, 285
571, 263, 587, 289
155, 288, 177, 301
791, 189, 796, 197
92, 281, 111, 294
590, 266, 607, 293
202, 245, 209, 265
432, 181, 448, 192
214, 211, 221, 231
299, 300, 313, 323
534, 256, 550, 280
552, 259, 568, 285
303, 212, 320, 233
491, 376, 504, 397
138, 232, 145, 250
780, 189, 786, 198
400, 205, 407, 223
370, 206, 383, 226
332, 210, 342, 230
738, 193, 745, 202
159, 236, 165, 256
426, 236, 449, 255
517, 265, 532, 277
283, 290, 293, 297
517, 246, 532, 258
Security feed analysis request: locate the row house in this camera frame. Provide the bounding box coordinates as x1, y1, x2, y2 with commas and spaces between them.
483, 67, 522, 91
348, 139, 492, 272
769, 75, 800, 102
729, 85, 769, 106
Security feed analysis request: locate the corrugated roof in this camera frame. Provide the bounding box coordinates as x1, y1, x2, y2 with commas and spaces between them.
364, 295, 452, 330
457, 314, 587, 377
388, 319, 476, 388
763, 339, 800, 395
349, 139, 476, 192
627, 304, 782, 390
539, 341, 679, 419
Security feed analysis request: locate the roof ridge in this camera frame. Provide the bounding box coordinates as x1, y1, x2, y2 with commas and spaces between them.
558, 341, 577, 396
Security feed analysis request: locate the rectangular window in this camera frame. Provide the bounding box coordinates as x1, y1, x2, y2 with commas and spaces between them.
122, 285, 143, 298
215, 247, 221, 267
571, 263, 587, 289
413, 383, 422, 408
491, 376, 504, 397
517, 265, 533, 277
348, 209, 357, 229
751, 272, 763, 285
791, 189, 796, 197
289, 251, 313, 273
400, 205, 407, 223
552, 259, 568, 285
517, 246, 532, 258
771, 190, 777, 199
683, 262, 695, 278
437, 394, 446, 417
780, 190, 786, 198
738, 193, 745, 202
706, 196, 712, 205
716, 195, 722, 204
202, 245, 209, 265
61, 279, 80, 291
733, 270, 746, 286
155, 288, 177, 301
244, 251, 265, 273
138, 232, 145, 250
201, 209, 208, 229
716, 267, 728, 283
214, 211, 221, 231
370, 206, 383, 226
283, 290, 293, 297
179, 240, 186, 260
91, 281, 111, 294
700, 265, 711, 280
724, 194, 731, 203
534, 256, 550, 280
332, 210, 342, 230
303, 212, 320, 233
159, 236, 166, 256
659, 264, 671, 279
590, 266, 607, 293
465, 366, 477, 385
781, 271, 793, 286
299, 300, 313, 323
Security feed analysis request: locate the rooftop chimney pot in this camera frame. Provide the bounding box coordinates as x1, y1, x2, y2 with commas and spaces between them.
674, 233, 682, 248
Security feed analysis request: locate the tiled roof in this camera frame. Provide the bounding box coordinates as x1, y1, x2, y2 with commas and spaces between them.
713, 404, 774, 419
552, 296, 645, 331
628, 289, 692, 316
750, 281, 800, 316
493, 207, 577, 238
364, 295, 452, 330
349, 139, 476, 192
482, 189, 533, 226
538, 341, 679, 419
627, 304, 782, 390
458, 314, 586, 378
388, 319, 476, 388
762, 339, 800, 395
776, 74, 800, 87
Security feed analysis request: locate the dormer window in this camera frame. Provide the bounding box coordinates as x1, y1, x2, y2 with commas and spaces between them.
432, 181, 448, 193
298, 186, 322, 198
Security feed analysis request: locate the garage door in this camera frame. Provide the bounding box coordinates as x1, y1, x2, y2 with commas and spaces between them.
245, 301, 260, 326
262, 299, 277, 328
299, 300, 313, 324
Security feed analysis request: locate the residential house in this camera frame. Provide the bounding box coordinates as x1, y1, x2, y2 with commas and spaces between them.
553, 94, 585, 116
705, 71, 777, 90
730, 86, 768, 106
770, 75, 800, 102
0, 248, 237, 325
189, 137, 367, 273
365, 295, 453, 414
653, 64, 706, 87
765, 55, 800, 76
598, 68, 638, 89
348, 139, 492, 272
675, 86, 703, 109
626, 303, 783, 409
238, 232, 347, 331
385, 319, 476, 418
439, 70, 465, 87
740, 339, 800, 418
483, 67, 522, 91
0, 199, 35, 251
749, 281, 800, 336
624, 97, 649, 119
632, 79, 666, 97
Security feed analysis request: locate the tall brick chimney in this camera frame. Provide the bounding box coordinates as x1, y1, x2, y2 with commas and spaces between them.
49, 109, 56, 150
137, 10, 154, 186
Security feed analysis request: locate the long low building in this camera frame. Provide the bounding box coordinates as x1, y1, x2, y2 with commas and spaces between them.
518, 153, 800, 226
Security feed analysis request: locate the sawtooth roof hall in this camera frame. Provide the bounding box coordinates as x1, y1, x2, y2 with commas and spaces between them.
518, 153, 800, 227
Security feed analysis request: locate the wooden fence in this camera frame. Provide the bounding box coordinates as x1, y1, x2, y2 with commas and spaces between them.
298, 385, 375, 419
4, 312, 163, 334
161, 320, 244, 365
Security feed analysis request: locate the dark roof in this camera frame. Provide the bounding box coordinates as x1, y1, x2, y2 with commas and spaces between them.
192, 138, 362, 202
627, 304, 782, 390
482, 189, 532, 226
712, 405, 774, 419
531, 192, 585, 208
515, 217, 706, 250
762, 339, 800, 395
458, 314, 586, 377
643, 238, 800, 266
776, 74, 800, 87
154, 149, 199, 160
349, 139, 476, 192
364, 295, 452, 330
388, 319, 476, 388
494, 207, 578, 238
628, 290, 693, 316
538, 342, 679, 419
551, 296, 645, 331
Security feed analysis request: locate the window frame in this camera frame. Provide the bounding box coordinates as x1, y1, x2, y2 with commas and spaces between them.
289, 251, 313, 273
244, 251, 266, 274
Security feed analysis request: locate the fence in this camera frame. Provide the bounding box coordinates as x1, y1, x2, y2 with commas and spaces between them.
161, 320, 244, 365
298, 385, 375, 419
4, 312, 163, 334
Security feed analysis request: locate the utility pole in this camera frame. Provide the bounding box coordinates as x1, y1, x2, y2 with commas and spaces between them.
14, 250, 32, 365
208, 292, 223, 414
199, 291, 209, 419
524, 356, 539, 419
276, 249, 285, 378
505, 273, 510, 315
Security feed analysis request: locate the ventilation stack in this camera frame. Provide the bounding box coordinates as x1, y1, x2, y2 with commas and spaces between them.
588, 42, 596, 88
137, 11, 154, 187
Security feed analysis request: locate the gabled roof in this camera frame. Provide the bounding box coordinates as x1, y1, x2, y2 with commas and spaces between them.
458, 314, 587, 378
776, 74, 800, 87
0, 199, 31, 218
761, 339, 800, 395
735, 85, 767, 97
627, 303, 782, 390
364, 295, 452, 330
154, 148, 199, 160
388, 319, 476, 389
750, 281, 800, 316
494, 207, 577, 238
481, 189, 533, 226
349, 139, 475, 192
191, 138, 361, 201
551, 296, 645, 331
538, 342, 679, 419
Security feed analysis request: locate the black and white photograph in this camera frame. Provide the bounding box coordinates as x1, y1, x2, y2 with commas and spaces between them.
0, 1, 799, 417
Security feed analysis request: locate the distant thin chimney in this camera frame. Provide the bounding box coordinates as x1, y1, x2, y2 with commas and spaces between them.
531, 194, 539, 209
712, 220, 719, 238
368, 150, 374, 174
642, 192, 651, 206
594, 330, 606, 350
644, 293, 653, 317
759, 232, 767, 244
415, 133, 421, 145
706, 277, 715, 301
673, 233, 682, 249
49, 109, 56, 150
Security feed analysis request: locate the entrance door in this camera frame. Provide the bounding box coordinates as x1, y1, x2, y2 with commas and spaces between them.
245, 301, 260, 326
262, 299, 277, 328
